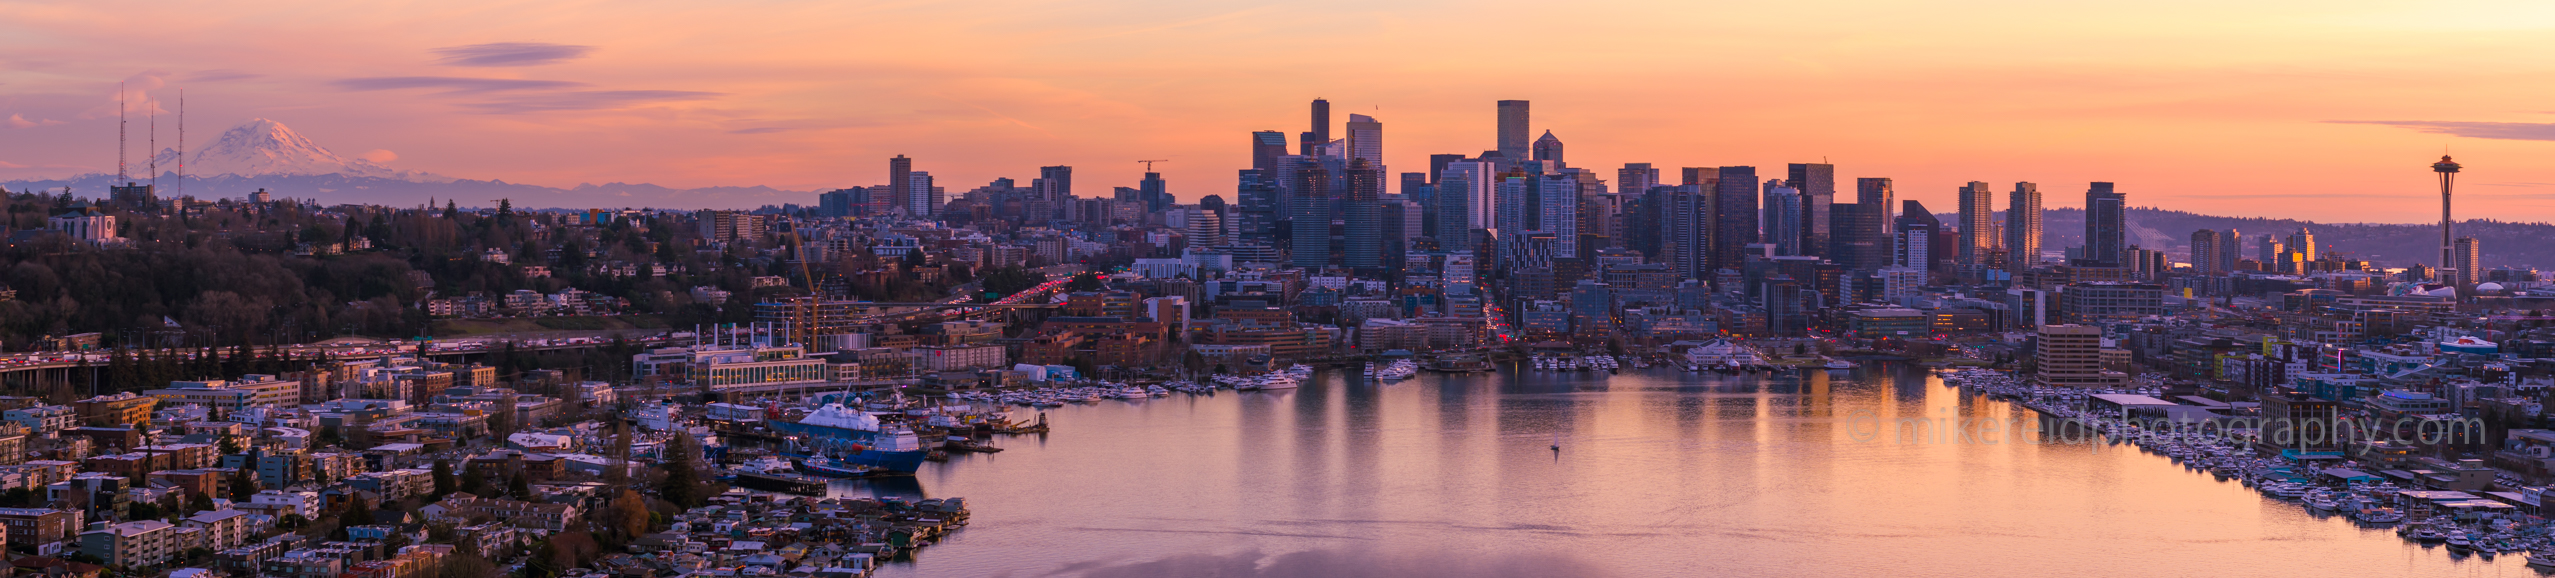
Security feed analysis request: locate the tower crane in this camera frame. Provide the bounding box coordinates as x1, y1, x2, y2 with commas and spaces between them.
1137, 159, 1169, 172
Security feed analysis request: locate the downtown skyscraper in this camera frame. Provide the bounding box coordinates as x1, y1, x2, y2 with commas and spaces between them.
2082, 182, 2127, 267
1763, 179, 1803, 256
1496, 100, 1530, 162
1957, 181, 1995, 266
1787, 163, 1835, 258
1711, 166, 1759, 272
2004, 182, 2041, 273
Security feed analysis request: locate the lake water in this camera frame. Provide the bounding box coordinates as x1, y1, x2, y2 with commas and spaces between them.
849, 363, 2538, 577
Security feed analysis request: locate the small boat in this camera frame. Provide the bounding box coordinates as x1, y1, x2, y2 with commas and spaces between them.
2527, 549, 2555, 570
943, 436, 1003, 453
1824, 359, 1857, 370
730, 456, 829, 495
794, 455, 880, 478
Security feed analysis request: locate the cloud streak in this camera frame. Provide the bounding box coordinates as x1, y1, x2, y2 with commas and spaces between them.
332, 76, 590, 93
457, 90, 722, 114
4, 114, 63, 129
432, 42, 595, 67
2327, 120, 2555, 141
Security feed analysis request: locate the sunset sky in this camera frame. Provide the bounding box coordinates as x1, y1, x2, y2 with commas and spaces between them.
3, 0, 2554, 220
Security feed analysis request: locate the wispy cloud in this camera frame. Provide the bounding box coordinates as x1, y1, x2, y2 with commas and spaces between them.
332, 76, 589, 93
4, 114, 63, 129
457, 90, 721, 114
2327, 120, 2555, 141
432, 43, 595, 67
184, 70, 262, 83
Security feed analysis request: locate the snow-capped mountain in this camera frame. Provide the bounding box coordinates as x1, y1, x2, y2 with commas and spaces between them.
150, 119, 443, 182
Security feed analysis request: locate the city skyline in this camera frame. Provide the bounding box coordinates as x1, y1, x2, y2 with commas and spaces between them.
3, 1, 2554, 221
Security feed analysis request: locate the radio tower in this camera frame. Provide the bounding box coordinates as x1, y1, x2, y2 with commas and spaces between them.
2434, 155, 2460, 284
176, 90, 185, 198
116, 82, 127, 182
148, 94, 157, 189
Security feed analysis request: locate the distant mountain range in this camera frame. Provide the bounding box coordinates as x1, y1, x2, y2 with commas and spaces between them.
3, 118, 818, 209
2016, 208, 2551, 271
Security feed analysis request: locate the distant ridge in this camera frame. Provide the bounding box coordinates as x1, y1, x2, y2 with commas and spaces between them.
11, 118, 816, 210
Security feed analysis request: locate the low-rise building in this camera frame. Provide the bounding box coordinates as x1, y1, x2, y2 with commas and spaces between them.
78, 520, 174, 568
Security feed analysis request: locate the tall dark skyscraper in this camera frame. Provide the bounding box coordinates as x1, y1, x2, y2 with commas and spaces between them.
1682, 167, 1711, 186
1711, 166, 1759, 273
2219, 228, 2243, 272
2083, 182, 2127, 267
1619, 163, 1659, 196
1533, 130, 1563, 163
1659, 184, 1711, 280
1787, 163, 1835, 257
1345, 114, 1384, 176
1402, 172, 1433, 239
1251, 131, 1289, 171
1343, 160, 1384, 269
1237, 169, 1280, 243
1856, 178, 1895, 237
1288, 159, 1336, 268
1428, 154, 1465, 185
1140, 171, 1170, 212
1308, 99, 1331, 156
1496, 100, 1530, 161
1037, 165, 1073, 200
1763, 179, 1803, 256
2004, 182, 2041, 273
2189, 229, 2221, 274
2454, 236, 2481, 286
1896, 200, 1941, 269
1957, 181, 1995, 266
889, 155, 912, 211
1831, 202, 1881, 273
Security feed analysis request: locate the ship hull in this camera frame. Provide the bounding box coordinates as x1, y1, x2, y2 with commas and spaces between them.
770, 420, 932, 473
734, 471, 828, 495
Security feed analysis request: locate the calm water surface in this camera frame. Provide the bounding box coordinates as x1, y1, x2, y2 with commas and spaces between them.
840, 364, 2537, 577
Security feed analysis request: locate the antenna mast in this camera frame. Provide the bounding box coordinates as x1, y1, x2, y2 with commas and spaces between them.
149, 94, 157, 189
117, 82, 127, 182
176, 90, 185, 198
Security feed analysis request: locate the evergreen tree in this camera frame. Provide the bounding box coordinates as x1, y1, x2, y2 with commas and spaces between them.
658, 434, 701, 508
432, 460, 456, 496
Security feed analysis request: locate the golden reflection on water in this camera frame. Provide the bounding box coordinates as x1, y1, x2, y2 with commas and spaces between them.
867, 363, 2518, 578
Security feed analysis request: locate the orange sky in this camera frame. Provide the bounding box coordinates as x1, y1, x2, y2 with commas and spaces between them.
3, 0, 2553, 220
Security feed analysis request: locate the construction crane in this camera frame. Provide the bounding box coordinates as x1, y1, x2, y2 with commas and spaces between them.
1137, 159, 1169, 172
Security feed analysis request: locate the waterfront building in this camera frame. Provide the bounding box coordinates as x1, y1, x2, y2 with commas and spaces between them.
2035, 324, 2127, 388
2060, 282, 2164, 324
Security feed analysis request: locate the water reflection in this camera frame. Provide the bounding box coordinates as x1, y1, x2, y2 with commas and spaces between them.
878, 367, 2525, 578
